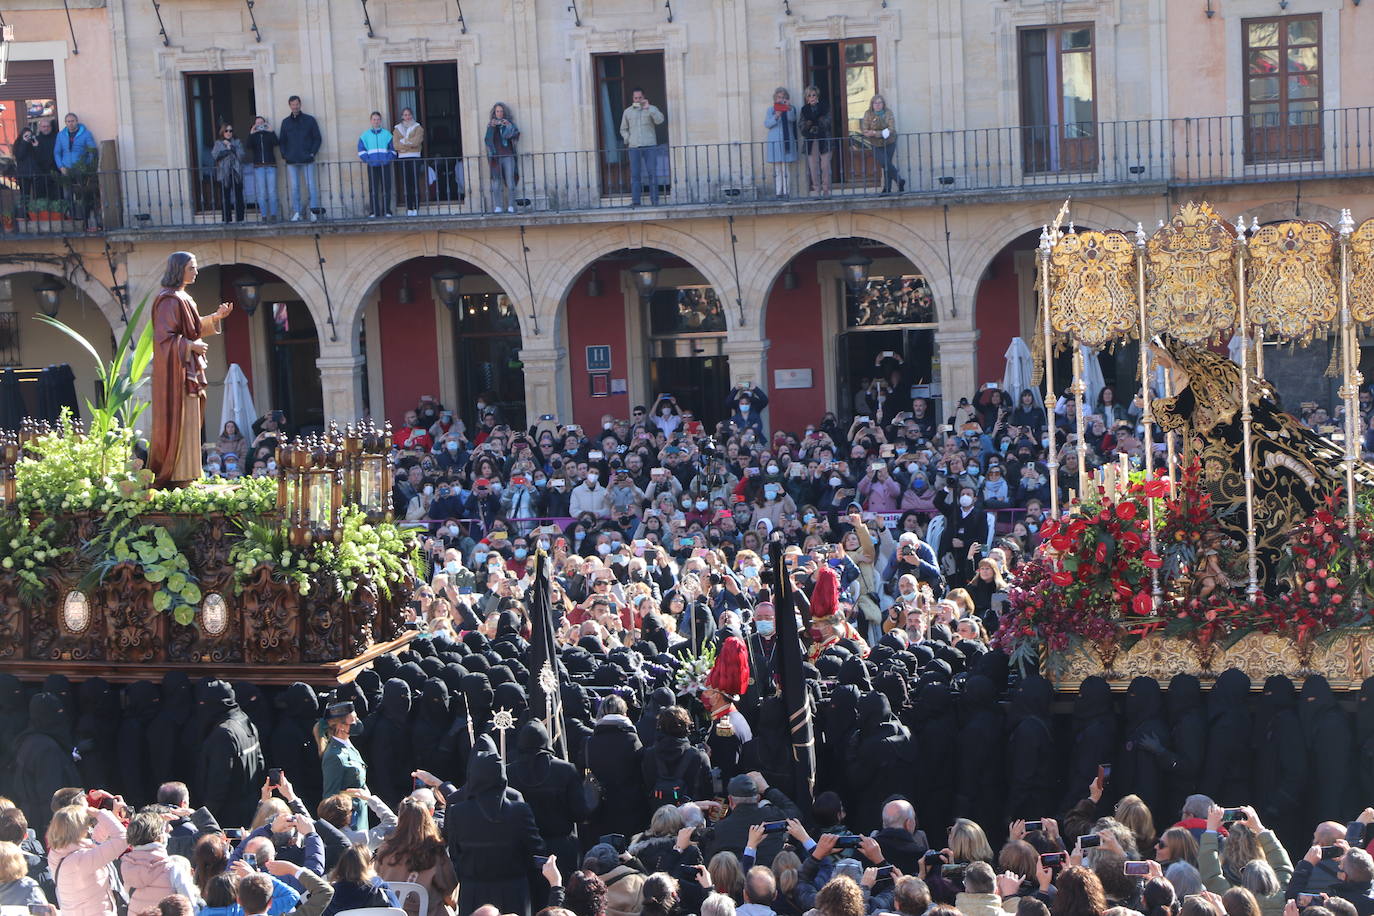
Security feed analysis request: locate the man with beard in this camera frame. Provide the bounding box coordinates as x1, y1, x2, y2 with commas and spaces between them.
193, 679, 265, 828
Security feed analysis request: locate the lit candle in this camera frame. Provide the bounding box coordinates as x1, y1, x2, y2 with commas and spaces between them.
1119, 452, 1130, 494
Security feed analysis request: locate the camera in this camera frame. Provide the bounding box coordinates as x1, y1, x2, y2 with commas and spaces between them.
1123, 861, 1151, 876
833, 834, 864, 848
1321, 846, 1343, 860
1041, 853, 1063, 867
1024, 820, 1042, 833
1078, 834, 1102, 849
761, 821, 788, 834
1222, 808, 1244, 823
941, 864, 967, 880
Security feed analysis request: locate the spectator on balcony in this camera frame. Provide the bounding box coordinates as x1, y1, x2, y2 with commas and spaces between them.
358, 112, 396, 219
620, 88, 665, 207
248, 116, 281, 222
393, 108, 425, 217
800, 85, 834, 198
280, 96, 322, 222
13, 124, 57, 206
764, 87, 799, 199
213, 124, 249, 223
54, 113, 98, 224
484, 103, 520, 214
860, 95, 904, 194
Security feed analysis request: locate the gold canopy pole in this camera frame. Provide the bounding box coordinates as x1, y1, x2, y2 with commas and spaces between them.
1235, 215, 1259, 600
1135, 223, 1160, 608
1072, 344, 1089, 503
1039, 226, 1059, 519
1253, 327, 1265, 379
1339, 209, 1359, 549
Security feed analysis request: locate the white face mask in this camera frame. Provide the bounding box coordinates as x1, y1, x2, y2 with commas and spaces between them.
695, 499, 708, 510
444, 560, 461, 574
828, 476, 842, 487
586, 472, 599, 483
596, 542, 612, 555
959, 494, 975, 509
767, 464, 779, 475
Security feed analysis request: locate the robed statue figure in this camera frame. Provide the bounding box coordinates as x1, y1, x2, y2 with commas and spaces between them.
147, 252, 234, 488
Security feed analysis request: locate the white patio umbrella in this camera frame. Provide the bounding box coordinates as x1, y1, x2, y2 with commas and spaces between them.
220, 363, 256, 443
1002, 337, 1041, 405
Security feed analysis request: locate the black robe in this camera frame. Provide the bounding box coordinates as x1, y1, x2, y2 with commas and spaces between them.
193, 680, 265, 829
1301, 675, 1352, 825
1358, 677, 1374, 810
0, 673, 30, 800
116, 680, 162, 807
585, 715, 648, 843
269, 682, 324, 810
1061, 675, 1117, 812
1115, 677, 1168, 820
147, 671, 196, 792
367, 679, 415, 807
75, 677, 121, 796
1004, 675, 1057, 825
411, 679, 459, 783
1163, 675, 1207, 820
1253, 676, 1305, 846
13, 692, 81, 832
845, 692, 916, 834
909, 682, 959, 842
445, 737, 544, 916
1202, 669, 1252, 804
955, 675, 1005, 834
507, 721, 592, 901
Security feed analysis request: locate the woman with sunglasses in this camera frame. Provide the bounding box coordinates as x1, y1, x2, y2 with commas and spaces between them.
211, 123, 248, 222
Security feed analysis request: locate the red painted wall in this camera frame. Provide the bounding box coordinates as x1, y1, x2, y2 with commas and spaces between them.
566, 262, 631, 428
377, 261, 443, 425
764, 250, 826, 434
974, 246, 1020, 389
219, 271, 254, 391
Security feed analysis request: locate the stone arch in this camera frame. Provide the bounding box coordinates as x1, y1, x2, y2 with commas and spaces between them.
535, 222, 743, 343
741, 210, 951, 332
1245, 199, 1342, 226
127, 240, 334, 342
0, 259, 125, 332
331, 233, 532, 348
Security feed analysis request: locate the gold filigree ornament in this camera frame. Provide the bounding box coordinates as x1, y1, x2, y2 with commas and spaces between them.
1048, 229, 1138, 348
1145, 201, 1238, 344
1245, 220, 1338, 344
1350, 218, 1374, 325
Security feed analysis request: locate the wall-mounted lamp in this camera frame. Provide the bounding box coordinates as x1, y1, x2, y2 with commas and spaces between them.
233, 274, 263, 317
398, 272, 413, 304
630, 260, 661, 301
33, 277, 64, 318
433, 267, 463, 311
840, 252, 872, 294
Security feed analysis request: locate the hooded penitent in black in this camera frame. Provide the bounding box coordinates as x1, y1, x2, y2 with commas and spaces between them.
955, 674, 1005, 835
13, 691, 81, 831
1161, 674, 1206, 819
446, 735, 544, 916
193, 679, 264, 829
910, 682, 959, 842
1253, 675, 1305, 846
845, 691, 916, 833
411, 678, 458, 780
1060, 675, 1117, 811
1300, 674, 1352, 824
148, 671, 196, 791
1004, 675, 1056, 824
1202, 668, 1252, 803
1358, 677, 1374, 807
818, 682, 861, 810
367, 679, 415, 806
584, 703, 647, 842
75, 677, 121, 794
0, 674, 29, 799
1115, 677, 1168, 819
270, 683, 323, 808
506, 720, 590, 898
116, 679, 161, 806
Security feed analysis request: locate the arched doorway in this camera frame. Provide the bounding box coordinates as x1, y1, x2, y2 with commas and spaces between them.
565, 249, 731, 432
364, 257, 524, 435
762, 238, 939, 432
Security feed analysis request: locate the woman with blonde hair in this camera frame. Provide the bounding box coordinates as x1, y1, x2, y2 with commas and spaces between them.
0, 840, 46, 908
1197, 807, 1290, 916
771, 848, 811, 916
799, 84, 834, 197
375, 799, 458, 916
631, 806, 701, 875
1155, 828, 1199, 869
47, 804, 127, 916
859, 94, 904, 193
708, 851, 745, 902
249, 797, 291, 832
1113, 796, 1156, 854
948, 818, 995, 864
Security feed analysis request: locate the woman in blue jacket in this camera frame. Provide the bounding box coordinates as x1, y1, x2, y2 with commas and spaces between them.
764, 88, 799, 199
358, 112, 396, 218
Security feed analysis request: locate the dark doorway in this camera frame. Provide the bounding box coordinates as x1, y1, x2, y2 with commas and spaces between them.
645, 285, 728, 430
594, 52, 669, 198
185, 72, 256, 211
389, 62, 464, 201
265, 300, 323, 434
803, 38, 878, 186
452, 292, 525, 432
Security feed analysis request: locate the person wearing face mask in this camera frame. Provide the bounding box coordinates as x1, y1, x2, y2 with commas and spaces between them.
499, 474, 540, 530
751, 476, 796, 531
934, 483, 988, 584
858, 461, 901, 513
461, 478, 503, 539
435, 433, 468, 472
683, 495, 713, 527
726, 384, 770, 435
741, 601, 781, 716
569, 466, 612, 519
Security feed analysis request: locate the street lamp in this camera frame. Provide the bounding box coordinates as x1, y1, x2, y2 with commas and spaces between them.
840, 252, 873, 294
630, 260, 660, 300
233, 274, 263, 317
433, 267, 463, 311
33, 276, 64, 318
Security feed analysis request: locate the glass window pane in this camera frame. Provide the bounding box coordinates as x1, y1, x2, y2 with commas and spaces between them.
1248, 103, 1280, 127
1020, 29, 1047, 55
1248, 49, 1279, 75
846, 276, 937, 328
845, 65, 876, 133
1288, 18, 1319, 45
1247, 76, 1280, 101
844, 41, 875, 65
1247, 21, 1279, 48
1288, 100, 1320, 126
1288, 74, 1319, 99
1287, 46, 1318, 72
1061, 28, 1092, 50
648, 287, 726, 336
1061, 52, 1094, 129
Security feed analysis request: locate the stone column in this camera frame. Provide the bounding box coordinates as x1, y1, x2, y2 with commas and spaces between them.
316, 352, 366, 423
934, 327, 979, 413
518, 346, 570, 423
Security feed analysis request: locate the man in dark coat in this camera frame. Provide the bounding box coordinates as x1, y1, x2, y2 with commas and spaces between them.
1114, 677, 1169, 820
366, 679, 415, 806
13, 691, 81, 832
584, 694, 648, 843
640, 705, 713, 806
1253, 676, 1305, 848
268, 683, 324, 810
441, 735, 544, 916
1004, 675, 1056, 824
507, 721, 592, 903
704, 771, 803, 864
1301, 674, 1352, 825
955, 675, 1004, 836
1060, 676, 1116, 812
934, 485, 989, 583
194, 679, 265, 829
1202, 668, 1252, 804
872, 798, 930, 875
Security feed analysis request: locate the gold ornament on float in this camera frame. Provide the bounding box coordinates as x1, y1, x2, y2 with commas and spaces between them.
1145, 201, 1238, 344
1350, 218, 1374, 325
1048, 229, 1138, 348
1246, 220, 1338, 343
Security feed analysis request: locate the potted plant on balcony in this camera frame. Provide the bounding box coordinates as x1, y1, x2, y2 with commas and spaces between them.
26, 197, 70, 227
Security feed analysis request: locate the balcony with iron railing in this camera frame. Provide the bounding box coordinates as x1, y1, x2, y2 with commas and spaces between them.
2, 108, 1373, 238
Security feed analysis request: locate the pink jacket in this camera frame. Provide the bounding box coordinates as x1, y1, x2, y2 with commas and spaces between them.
858, 475, 902, 513
122, 843, 197, 914
51, 809, 127, 916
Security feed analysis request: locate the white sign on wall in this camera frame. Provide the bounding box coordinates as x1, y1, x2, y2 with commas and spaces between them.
773, 368, 813, 390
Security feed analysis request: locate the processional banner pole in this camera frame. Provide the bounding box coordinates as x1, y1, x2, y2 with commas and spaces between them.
1072, 345, 1089, 502
1339, 209, 1359, 553
1039, 227, 1059, 519
1234, 215, 1260, 600
1134, 223, 1161, 608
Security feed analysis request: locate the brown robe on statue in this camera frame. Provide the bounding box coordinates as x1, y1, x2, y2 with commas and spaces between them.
147, 287, 222, 488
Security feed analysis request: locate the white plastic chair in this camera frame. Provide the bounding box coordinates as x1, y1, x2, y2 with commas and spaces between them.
388, 881, 431, 916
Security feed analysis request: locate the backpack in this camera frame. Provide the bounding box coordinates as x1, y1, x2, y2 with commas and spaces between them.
651, 750, 694, 804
